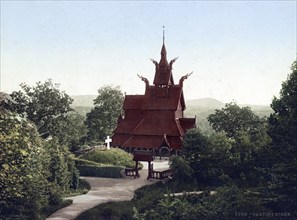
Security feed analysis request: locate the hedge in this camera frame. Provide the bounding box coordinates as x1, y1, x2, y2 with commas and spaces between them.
76, 165, 124, 178
79, 148, 135, 167
74, 158, 102, 166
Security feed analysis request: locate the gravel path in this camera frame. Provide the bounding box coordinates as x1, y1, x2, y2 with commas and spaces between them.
46, 160, 169, 220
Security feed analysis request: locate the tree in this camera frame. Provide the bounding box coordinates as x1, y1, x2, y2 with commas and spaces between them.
50, 112, 88, 152
181, 128, 208, 163
207, 103, 271, 186
207, 102, 263, 139
0, 108, 51, 219
181, 129, 233, 185
85, 85, 124, 143
8, 79, 74, 140
268, 60, 297, 214
269, 60, 297, 148
46, 139, 79, 191
169, 156, 194, 185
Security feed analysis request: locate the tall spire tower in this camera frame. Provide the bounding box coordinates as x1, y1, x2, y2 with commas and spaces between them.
153, 26, 173, 85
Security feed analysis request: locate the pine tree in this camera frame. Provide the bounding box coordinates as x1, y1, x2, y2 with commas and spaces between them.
268, 60, 297, 215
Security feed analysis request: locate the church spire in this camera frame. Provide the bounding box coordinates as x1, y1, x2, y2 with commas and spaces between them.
163, 25, 165, 45
153, 26, 174, 86
160, 26, 168, 65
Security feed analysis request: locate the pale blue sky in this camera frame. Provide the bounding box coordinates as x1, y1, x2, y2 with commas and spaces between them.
1, 1, 296, 105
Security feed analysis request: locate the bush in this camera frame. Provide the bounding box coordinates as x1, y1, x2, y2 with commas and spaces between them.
76, 165, 124, 178
42, 199, 73, 219
78, 178, 91, 192
79, 148, 135, 168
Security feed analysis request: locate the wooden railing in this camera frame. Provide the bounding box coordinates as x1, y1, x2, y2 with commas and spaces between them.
125, 166, 174, 181
150, 169, 174, 180
125, 168, 139, 178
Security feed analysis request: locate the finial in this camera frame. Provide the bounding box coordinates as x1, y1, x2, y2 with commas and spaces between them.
163, 25, 165, 45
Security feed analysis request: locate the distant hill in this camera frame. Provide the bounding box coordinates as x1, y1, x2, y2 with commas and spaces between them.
71, 95, 96, 116
71, 95, 96, 107
185, 98, 272, 116
186, 98, 225, 109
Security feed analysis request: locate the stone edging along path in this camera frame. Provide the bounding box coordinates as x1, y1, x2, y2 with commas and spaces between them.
47, 160, 170, 220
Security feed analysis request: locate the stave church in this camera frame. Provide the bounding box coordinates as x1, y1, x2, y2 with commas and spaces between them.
112, 33, 196, 157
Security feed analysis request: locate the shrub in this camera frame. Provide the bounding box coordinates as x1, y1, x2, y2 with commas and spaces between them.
78, 178, 91, 192
79, 148, 135, 167
42, 199, 73, 218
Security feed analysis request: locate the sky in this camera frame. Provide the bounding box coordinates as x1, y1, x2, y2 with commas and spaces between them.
1, 1, 296, 105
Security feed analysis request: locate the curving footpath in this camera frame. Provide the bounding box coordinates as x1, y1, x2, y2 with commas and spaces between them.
46, 160, 169, 220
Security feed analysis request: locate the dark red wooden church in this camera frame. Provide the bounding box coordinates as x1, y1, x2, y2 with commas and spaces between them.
112, 36, 196, 157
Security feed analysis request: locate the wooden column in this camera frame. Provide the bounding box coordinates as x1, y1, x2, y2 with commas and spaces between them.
147, 161, 153, 180
135, 160, 139, 178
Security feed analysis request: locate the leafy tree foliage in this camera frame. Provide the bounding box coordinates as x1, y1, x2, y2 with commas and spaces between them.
132, 185, 267, 220
0, 105, 79, 218
181, 106, 270, 187
50, 112, 88, 152
46, 139, 79, 191
181, 128, 207, 156
207, 103, 270, 186
169, 156, 194, 185
8, 80, 74, 140
181, 129, 233, 186
268, 60, 297, 214
208, 102, 263, 139
0, 109, 51, 219
85, 85, 124, 143
269, 60, 297, 148
7, 80, 87, 150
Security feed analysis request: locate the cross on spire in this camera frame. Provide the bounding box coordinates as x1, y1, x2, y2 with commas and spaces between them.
163, 25, 165, 45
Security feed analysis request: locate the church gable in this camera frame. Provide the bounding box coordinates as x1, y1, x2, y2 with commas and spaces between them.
123, 95, 144, 110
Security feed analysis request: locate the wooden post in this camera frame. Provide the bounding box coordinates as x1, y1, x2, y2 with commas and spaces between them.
159, 149, 161, 160
135, 160, 139, 178
147, 161, 152, 180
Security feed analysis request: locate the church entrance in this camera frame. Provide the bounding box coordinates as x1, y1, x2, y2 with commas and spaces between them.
124, 149, 174, 181
125, 150, 154, 179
